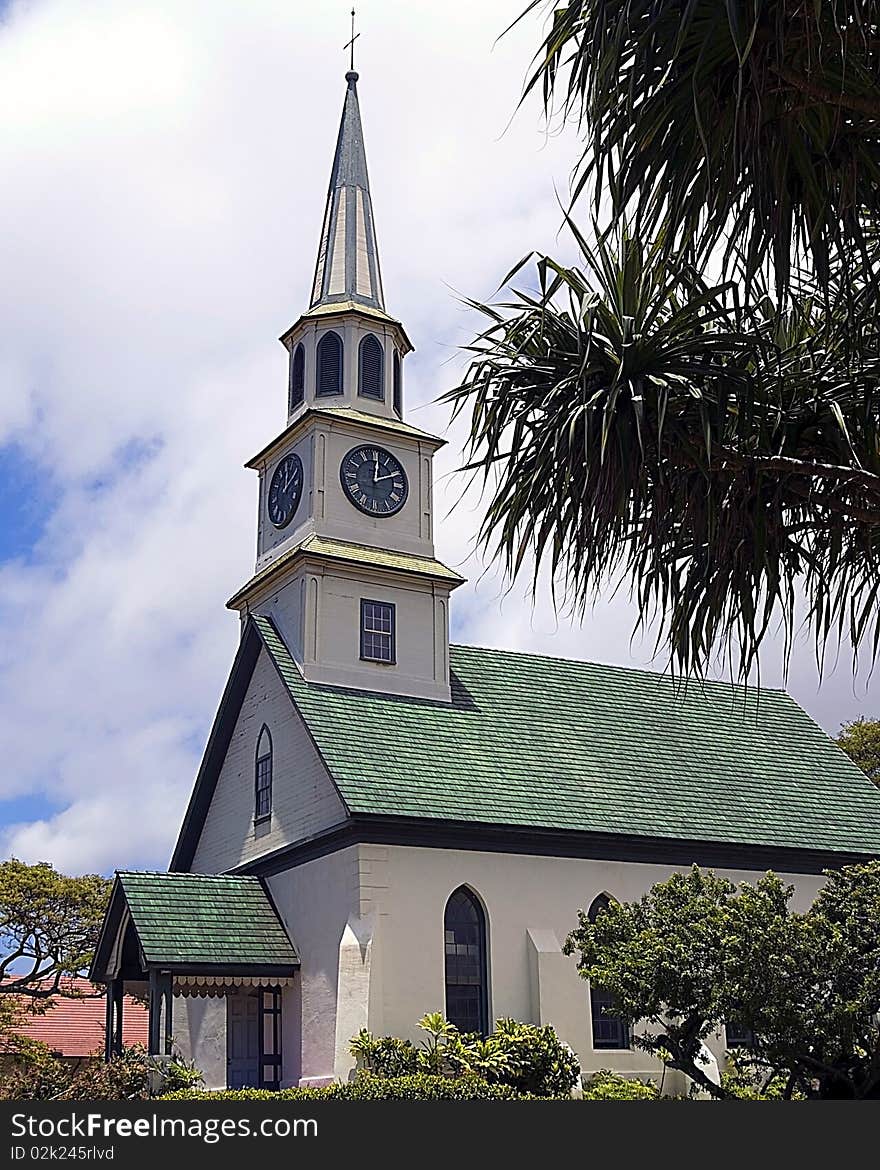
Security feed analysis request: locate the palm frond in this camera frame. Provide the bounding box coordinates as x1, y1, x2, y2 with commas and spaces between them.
447, 227, 880, 678
518, 0, 880, 302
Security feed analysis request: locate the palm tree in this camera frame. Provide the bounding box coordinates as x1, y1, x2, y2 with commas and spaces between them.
450, 2, 880, 677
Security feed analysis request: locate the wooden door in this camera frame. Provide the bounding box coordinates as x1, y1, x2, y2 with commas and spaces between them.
226, 994, 260, 1088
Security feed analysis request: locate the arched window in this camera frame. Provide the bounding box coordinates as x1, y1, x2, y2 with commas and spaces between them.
316, 331, 343, 397
254, 726, 272, 821
587, 894, 629, 1050
289, 343, 305, 412
444, 886, 488, 1035
392, 350, 402, 415
358, 334, 384, 400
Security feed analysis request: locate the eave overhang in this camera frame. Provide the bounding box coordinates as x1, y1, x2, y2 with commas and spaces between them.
279, 301, 414, 356
245, 405, 445, 470
227, 534, 465, 611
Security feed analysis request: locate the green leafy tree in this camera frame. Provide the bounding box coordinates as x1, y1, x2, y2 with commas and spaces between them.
836, 717, 880, 785
563, 862, 880, 1099
450, 2, 880, 679
0, 859, 111, 1010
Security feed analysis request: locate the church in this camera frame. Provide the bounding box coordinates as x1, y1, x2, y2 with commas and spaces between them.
90, 66, 880, 1092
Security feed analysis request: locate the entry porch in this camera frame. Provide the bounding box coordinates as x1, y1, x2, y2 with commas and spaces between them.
90, 871, 299, 1089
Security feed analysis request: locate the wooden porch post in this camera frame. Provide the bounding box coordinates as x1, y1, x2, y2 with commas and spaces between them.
162, 977, 173, 1056
104, 979, 115, 1062
149, 970, 173, 1057
148, 969, 161, 1056
112, 978, 124, 1057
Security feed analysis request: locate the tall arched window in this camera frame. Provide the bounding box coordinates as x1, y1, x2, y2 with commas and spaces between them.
289, 343, 305, 412
444, 886, 488, 1035
358, 334, 384, 400
392, 350, 402, 415
316, 331, 343, 397
587, 894, 629, 1050
254, 726, 273, 821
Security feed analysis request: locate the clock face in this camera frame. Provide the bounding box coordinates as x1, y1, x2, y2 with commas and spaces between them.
267, 452, 304, 529
340, 445, 409, 516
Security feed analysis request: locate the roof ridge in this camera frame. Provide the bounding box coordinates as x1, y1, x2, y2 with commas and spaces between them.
448, 642, 788, 695
119, 869, 260, 881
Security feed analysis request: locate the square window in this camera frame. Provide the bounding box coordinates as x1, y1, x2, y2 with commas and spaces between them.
360, 599, 395, 664
725, 1023, 755, 1049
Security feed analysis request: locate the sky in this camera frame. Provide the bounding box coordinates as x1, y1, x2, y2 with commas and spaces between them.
0, 0, 878, 876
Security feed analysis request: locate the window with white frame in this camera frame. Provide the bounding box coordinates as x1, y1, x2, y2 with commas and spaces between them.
360, 599, 395, 663
444, 886, 489, 1036
254, 725, 272, 821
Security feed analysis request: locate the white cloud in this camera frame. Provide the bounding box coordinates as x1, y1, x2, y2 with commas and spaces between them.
0, 0, 876, 873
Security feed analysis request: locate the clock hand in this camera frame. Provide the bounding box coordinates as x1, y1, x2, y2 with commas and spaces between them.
374, 473, 400, 482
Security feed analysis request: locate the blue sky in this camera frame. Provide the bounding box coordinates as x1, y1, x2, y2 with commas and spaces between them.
1, 0, 878, 876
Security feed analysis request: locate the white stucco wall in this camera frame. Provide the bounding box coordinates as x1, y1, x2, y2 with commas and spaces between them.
172, 994, 226, 1090
178, 839, 828, 1089
189, 648, 346, 874
266, 845, 373, 1086
364, 844, 825, 1082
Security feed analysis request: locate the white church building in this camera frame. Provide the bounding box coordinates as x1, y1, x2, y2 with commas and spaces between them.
91, 66, 880, 1091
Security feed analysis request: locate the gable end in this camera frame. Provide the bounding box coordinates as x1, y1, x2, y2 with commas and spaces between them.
171, 619, 349, 873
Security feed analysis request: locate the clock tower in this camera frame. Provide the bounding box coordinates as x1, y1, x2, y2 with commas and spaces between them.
227, 68, 463, 702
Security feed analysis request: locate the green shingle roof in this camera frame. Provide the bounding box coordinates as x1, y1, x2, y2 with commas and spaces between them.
117, 871, 298, 968
253, 615, 880, 856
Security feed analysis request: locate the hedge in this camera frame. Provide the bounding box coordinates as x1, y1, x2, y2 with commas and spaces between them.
164, 1070, 659, 1102
163, 1074, 528, 1101
581, 1071, 658, 1100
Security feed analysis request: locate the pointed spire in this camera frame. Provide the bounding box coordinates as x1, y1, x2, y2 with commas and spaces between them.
310, 70, 385, 312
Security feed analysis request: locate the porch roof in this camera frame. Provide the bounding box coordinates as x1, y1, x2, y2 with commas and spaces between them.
90, 871, 299, 980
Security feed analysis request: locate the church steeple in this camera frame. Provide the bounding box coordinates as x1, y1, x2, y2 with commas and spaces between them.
236, 50, 461, 704
310, 69, 384, 311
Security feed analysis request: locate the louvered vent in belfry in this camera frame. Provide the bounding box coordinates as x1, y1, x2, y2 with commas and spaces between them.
289, 343, 305, 410
316, 331, 343, 396
359, 334, 384, 400
392, 349, 402, 416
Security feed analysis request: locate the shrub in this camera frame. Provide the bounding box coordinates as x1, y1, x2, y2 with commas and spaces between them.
349, 1014, 580, 1097
0, 1044, 203, 1102
0, 1037, 71, 1101
720, 1066, 799, 1101
349, 1029, 419, 1077
163, 1073, 525, 1101
334, 1074, 522, 1100
582, 1071, 658, 1101
58, 1046, 153, 1100
62, 1047, 203, 1100
489, 1019, 580, 1097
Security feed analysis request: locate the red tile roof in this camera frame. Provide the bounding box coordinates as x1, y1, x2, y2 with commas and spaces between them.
5, 978, 148, 1058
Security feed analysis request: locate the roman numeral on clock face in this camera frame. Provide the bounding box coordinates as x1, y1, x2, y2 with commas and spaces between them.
267, 452, 303, 529
340, 444, 409, 517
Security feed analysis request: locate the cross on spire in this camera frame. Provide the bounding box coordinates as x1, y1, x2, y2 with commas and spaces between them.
343, 8, 360, 74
